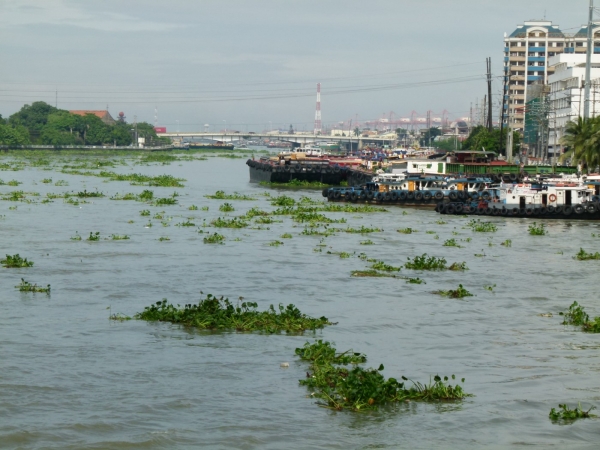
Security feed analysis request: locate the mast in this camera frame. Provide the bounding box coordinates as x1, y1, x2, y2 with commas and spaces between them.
584, 0, 594, 118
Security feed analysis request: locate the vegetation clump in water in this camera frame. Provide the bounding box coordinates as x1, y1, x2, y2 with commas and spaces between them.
205, 190, 255, 201
560, 301, 600, 333
203, 232, 225, 244
528, 222, 547, 236
467, 219, 498, 233
1, 254, 34, 268
135, 295, 332, 333
405, 254, 447, 271
435, 284, 473, 298
574, 248, 600, 260
296, 340, 471, 411
549, 403, 596, 423
16, 278, 50, 293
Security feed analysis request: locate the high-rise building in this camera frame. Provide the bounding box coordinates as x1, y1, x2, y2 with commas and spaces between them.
503, 21, 567, 133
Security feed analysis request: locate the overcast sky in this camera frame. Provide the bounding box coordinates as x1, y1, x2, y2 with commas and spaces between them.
0, 0, 589, 132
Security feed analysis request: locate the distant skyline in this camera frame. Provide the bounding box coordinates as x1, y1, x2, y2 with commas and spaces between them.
0, 0, 589, 131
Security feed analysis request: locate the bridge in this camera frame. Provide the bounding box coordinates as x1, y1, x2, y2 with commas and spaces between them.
160, 132, 398, 149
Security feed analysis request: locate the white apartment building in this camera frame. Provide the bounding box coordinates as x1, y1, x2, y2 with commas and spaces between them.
503, 21, 600, 133
548, 53, 600, 154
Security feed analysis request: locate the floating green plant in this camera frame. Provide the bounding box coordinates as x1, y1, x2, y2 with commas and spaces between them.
138, 189, 154, 201
406, 277, 425, 284
176, 220, 195, 227
140, 209, 151, 216
296, 340, 470, 411
1, 254, 34, 268
188, 205, 199, 210
301, 226, 336, 237
219, 202, 235, 212
158, 236, 171, 241
501, 239, 512, 247
371, 260, 401, 272
203, 232, 225, 244
574, 248, 600, 260
154, 197, 177, 206
41, 178, 53, 184
484, 284, 496, 291
560, 301, 600, 333
16, 278, 50, 293
448, 262, 468, 271
271, 195, 296, 206
7, 180, 22, 186
528, 222, 547, 236
77, 190, 104, 198
397, 228, 415, 234
360, 239, 374, 245
338, 225, 382, 234
87, 232, 101, 241
405, 254, 447, 271
210, 217, 248, 228
268, 240, 284, 247
467, 219, 497, 233
435, 284, 473, 299
351, 270, 396, 278
435, 219, 447, 225
71, 232, 82, 240
281, 233, 293, 239
136, 295, 332, 333
443, 238, 462, 248
205, 190, 255, 200
549, 403, 596, 423
55, 180, 69, 186
110, 192, 138, 201
110, 234, 130, 240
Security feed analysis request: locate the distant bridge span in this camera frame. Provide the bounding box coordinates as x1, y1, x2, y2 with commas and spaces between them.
160, 132, 396, 148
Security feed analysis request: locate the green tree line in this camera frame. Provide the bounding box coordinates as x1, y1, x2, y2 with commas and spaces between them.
560, 117, 600, 170
0, 101, 165, 146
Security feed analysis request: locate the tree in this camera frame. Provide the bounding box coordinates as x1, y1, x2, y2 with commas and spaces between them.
419, 127, 442, 147
462, 126, 520, 155
0, 122, 30, 145
9, 102, 60, 142
353, 127, 360, 137
560, 117, 600, 170
40, 127, 79, 146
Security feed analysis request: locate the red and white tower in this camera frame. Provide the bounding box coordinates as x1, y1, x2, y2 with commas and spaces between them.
314, 83, 322, 135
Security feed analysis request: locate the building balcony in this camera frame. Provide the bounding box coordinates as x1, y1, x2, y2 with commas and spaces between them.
510, 75, 525, 81
528, 56, 546, 62
527, 75, 542, 81
509, 56, 526, 62
528, 46, 546, 52
510, 65, 525, 71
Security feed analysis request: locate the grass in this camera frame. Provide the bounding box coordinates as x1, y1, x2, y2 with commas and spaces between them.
467, 219, 498, 233
140, 209, 151, 216
203, 232, 225, 244
176, 220, 196, 227
574, 248, 600, 260
443, 238, 462, 248
528, 222, 547, 236
1, 254, 34, 268
16, 278, 50, 293
351, 270, 396, 278
110, 234, 130, 240
371, 260, 402, 272
549, 403, 596, 423
135, 295, 332, 333
87, 232, 101, 241
205, 190, 256, 200
188, 205, 199, 210
77, 190, 104, 198
338, 225, 382, 234
435, 284, 473, 299
397, 228, 415, 234
154, 197, 178, 206
560, 301, 600, 333
270, 195, 296, 207
41, 178, 52, 183
280, 233, 293, 239
360, 239, 374, 245
405, 254, 447, 271
296, 340, 471, 411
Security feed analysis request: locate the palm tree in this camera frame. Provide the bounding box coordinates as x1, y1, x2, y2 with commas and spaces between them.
560, 117, 600, 170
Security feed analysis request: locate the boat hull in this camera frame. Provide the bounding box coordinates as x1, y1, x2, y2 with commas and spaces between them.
247, 161, 344, 184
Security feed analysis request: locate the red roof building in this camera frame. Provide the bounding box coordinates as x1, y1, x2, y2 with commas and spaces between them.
69, 110, 116, 125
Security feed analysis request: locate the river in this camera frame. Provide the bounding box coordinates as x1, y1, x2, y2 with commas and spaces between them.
0, 152, 599, 449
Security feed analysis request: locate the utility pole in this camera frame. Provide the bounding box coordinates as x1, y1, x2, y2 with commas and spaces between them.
483, 95, 487, 128
487, 57, 493, 132
584, 0, 594, 118
500, 69, 508, 154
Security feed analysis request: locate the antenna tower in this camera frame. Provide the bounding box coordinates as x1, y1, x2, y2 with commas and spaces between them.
314, 83, 322, 134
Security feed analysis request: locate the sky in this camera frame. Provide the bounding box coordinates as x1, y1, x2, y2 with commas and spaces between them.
0, 0, 590, 132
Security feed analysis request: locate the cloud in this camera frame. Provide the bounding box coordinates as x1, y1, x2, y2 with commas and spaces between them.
0, 0, 182, 32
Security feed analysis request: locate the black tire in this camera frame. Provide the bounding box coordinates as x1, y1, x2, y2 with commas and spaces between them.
471, 192, 480, 200
434, 191, 444, 200
547, 205, 555, 214
407, 192, 415, 200
484, 208, 492, 215
509, 173, 518, 181
540, 207, 547, 215
334, 191, 342, 200
284, 165, 290, 172
525, 209, 533, 216
350, 192, 359, 202
587, 203, 597, 214
519, 208, 527, 216
455, 203, 464, 213
435, 203, 442, 213
477, 207, 485, 215
511, 208, 519, 216
555, 205, 563, 214
423, 192, 432, 201
469, 205, 477, 214
383, 192, 391, 202
457, 191, 466, 200
366, 191, 375, 201
449, 191, 458, 201
563, 206, 573, 216
574, 204, 584, 214
376, 192, 385, 202
359, 192, 367, 201
446, 204, 455, 214
322, 189, 329, 198
415, 192, 424, 201
390, 191, 399, 202
481, 191, 491, 200
501, 207, 508, 216
492, 208, 501, 216
399, 191, 408, 201
328, 191, 335, 201
532, 208, 540, 216
333, 166, 340, 174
